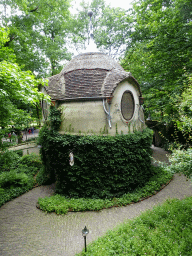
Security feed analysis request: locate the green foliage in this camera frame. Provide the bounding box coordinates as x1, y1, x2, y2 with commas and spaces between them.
0, 149, 43, 207
39, 127, 154, 198
0, 27, 16, 62
77, 196, 192, 255
0, 171, 29, 188
49, 106, 62, 131
122, 0, 192, 123
35, 166, 52, 186
0, 150, 20, 172
0, 59, 48, 132
19, 153, 42, 169
0, 0, 72, 76
175, 73, 192, 144
38, 166, 173, 215
14, 150, 23, 157
166, 148, 192, 179
70, 0, 130, 58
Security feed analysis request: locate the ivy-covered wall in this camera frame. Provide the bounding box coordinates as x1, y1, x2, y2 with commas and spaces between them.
39, 126, 153, 199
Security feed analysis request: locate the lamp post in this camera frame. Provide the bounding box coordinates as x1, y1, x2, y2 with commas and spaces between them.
82, 226, 89, 252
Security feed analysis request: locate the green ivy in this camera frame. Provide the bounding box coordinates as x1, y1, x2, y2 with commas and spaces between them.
39, 127, 154, 199
37, 166, 173, 215
49, 105, 62, 131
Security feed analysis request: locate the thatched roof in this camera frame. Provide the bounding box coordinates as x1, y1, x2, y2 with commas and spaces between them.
45, 52, 141, 101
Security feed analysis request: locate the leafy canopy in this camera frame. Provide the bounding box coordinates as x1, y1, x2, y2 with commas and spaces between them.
121, 0, 192, 122
0, 28, 49, 130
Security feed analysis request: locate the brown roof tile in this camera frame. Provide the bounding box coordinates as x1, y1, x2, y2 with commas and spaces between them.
45, 52, 141, 101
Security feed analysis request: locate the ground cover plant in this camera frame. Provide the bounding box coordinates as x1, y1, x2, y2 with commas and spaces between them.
37, 166, 173, 215
76, 196, 192, 256
0, 151, 43, 207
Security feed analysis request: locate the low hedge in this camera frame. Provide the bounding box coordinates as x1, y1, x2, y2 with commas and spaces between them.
39, 127, 153, 199
37, 167, 173, 215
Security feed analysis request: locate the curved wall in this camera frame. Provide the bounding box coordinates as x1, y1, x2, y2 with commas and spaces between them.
59, 80, 145, 136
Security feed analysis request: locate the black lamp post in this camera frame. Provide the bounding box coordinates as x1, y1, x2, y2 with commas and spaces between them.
82, 226, 89, 252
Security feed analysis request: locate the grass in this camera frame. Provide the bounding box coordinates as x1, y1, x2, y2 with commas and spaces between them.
76, 196, 192, 256
37, 166, 173, 215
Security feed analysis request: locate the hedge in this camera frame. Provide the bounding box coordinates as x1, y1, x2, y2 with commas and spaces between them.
39, 127, 153, 199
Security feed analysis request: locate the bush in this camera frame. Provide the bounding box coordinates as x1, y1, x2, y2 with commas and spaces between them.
36, 166, 53, 185
19, 153, 42, 169
40, 129, 153, 198
37, 166, 173, 215
0, 170, 29, 188
39, 128, 153, 199
14, 149, 23, 157
0, 150, 20, 172
166, 148, 192, 178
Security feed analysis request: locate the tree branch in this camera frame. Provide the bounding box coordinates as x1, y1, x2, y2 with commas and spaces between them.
29, 6, 39, 12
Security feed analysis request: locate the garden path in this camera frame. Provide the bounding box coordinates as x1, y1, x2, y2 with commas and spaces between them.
0, 147, 192, 256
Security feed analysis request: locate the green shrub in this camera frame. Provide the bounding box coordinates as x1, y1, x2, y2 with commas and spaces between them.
14, 165, 38, 176
0, 150, 20, 172
37, 167, 173, 215
14, 149, 23, 157
19, 153, 42, 169
39, 128, 153, 199
0, 170, 29, 188
36, 167, 53, 185
49, 105, 62, 131
0, 185, 34, 207
167, 148, 192, 178
0, 152, 41, 207
76, 196, 192, 256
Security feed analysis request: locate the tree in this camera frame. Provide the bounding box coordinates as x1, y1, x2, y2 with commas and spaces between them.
0, 28, 49, 144
69, 0, 132, 58
121, 0, 192, 122
94, 6, 132, 58
175, 72, 192, 144
0, 60, 48, 128
0, 0, 72, 76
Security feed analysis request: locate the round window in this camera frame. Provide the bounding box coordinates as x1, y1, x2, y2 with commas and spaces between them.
121, 91, 135, 121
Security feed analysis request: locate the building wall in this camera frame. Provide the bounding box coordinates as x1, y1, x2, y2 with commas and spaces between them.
109, 80, 145, 135
59, 80, 145, 136
59, 101, 108, 134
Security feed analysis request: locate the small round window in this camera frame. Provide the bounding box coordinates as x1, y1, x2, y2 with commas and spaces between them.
121, 91, 135, 121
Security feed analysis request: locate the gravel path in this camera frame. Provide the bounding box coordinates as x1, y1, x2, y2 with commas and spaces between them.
0, 146, 192, 256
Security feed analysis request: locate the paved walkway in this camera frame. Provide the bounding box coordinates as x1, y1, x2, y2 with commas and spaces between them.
0, 147, 192, 256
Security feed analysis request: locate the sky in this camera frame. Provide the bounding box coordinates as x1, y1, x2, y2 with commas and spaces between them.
70, 0, 134, 13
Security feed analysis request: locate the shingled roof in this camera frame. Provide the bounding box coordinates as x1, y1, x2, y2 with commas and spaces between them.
45, 52, 141, 101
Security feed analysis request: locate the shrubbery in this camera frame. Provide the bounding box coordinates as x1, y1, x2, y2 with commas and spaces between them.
19, 153, 42, 169
38, 166, 173, 215
0, 150, 20, 172
0, 150, 43, 207
39, 127, 154, 199
165, 148, 192, 179
0, 171, 29, 188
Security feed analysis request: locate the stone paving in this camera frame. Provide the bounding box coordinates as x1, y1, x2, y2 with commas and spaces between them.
0, 147, 192, 256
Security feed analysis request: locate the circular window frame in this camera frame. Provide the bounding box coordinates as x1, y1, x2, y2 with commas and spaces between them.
121, 90, 135, 121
